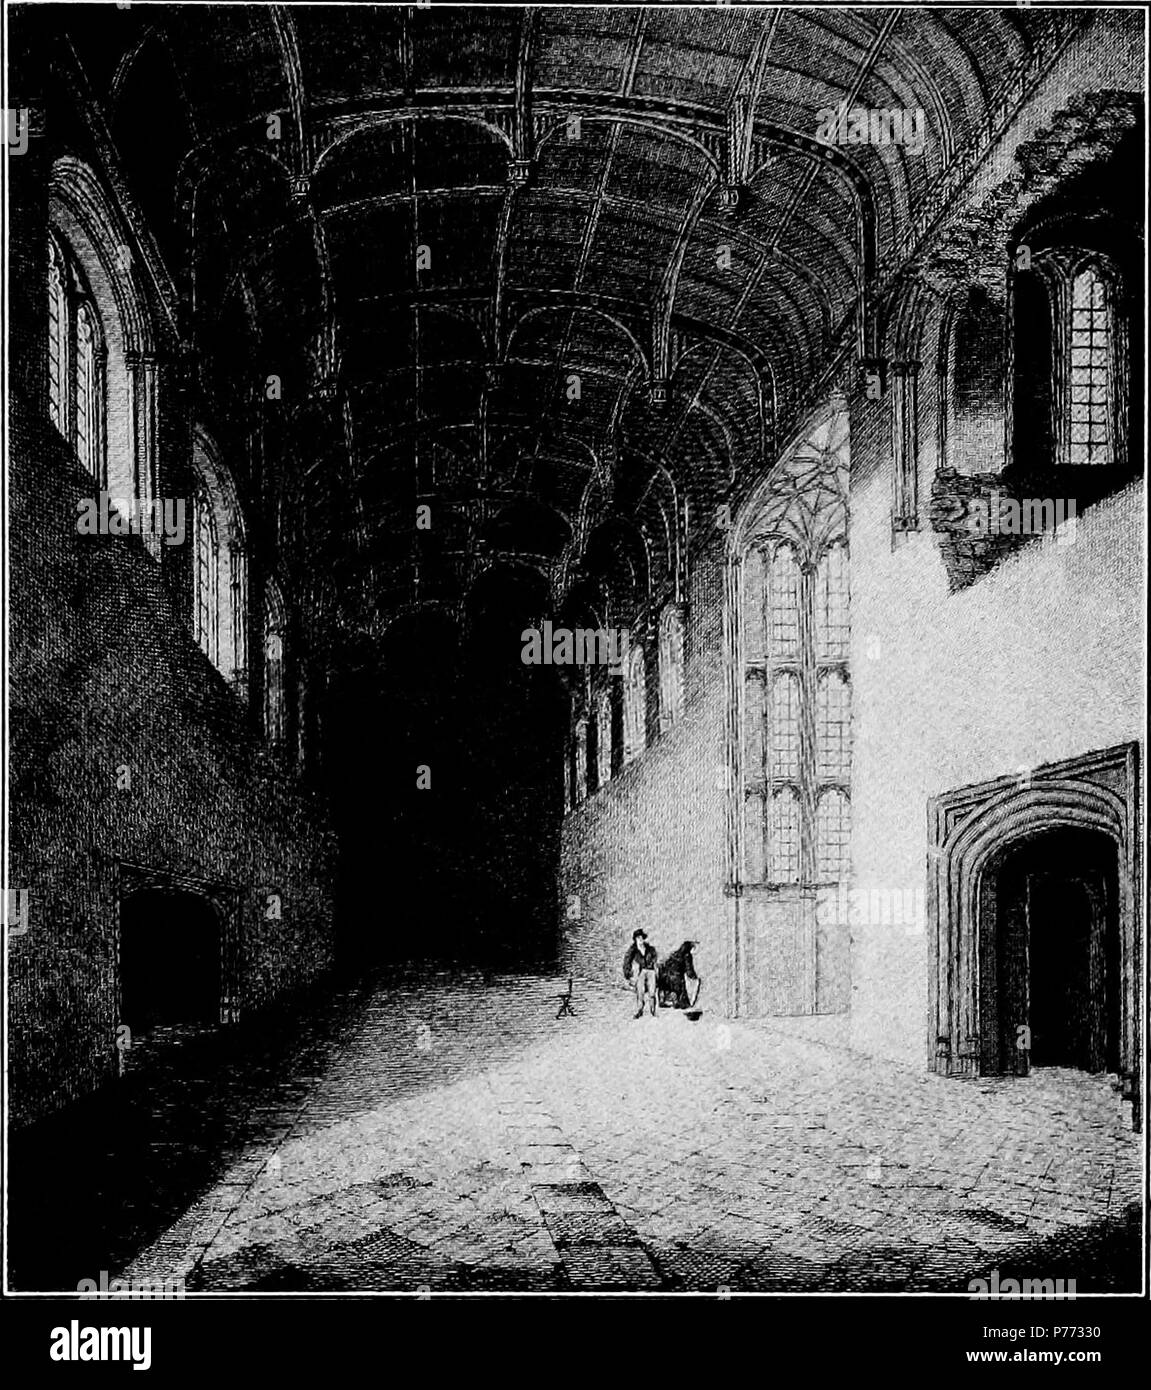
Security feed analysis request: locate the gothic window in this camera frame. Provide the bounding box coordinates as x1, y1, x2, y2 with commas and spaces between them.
264, 578, 287, 748
1068, 266, 1113, 465
47, 232, 104, 483
658, 604, 685, 734
47, 236, 68, 434
192, 433, 249, 695
1018, 248, 1128, 471
574, 717, 588, 804
74, 302, 99, 480
736, 402, 851, 890
597, 691, 613, 787
193, 485, 220, 667
623, 643, 647, 764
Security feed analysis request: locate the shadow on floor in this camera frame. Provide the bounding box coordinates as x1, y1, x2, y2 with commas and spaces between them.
6, 963, 585, 1292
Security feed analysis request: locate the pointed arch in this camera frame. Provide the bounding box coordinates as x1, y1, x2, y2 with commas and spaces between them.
192, 428, 249, 696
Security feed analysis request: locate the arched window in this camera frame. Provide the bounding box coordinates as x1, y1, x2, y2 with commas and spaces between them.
658, 604, 685, 735
1016, 248, 1128, 470
192, 432, 249, 696
574, 717, 589, 804
47, 236, 69, 435
736, 409, 851, 890
50, 157, 160, 529
193, 484, 219, 666
263, 578, 287, 748
623, 644, 647, 764
46, 231, 105, 484
1067, 265, 1113, 465
597, 690, 613, 787
74, 301, 100, 480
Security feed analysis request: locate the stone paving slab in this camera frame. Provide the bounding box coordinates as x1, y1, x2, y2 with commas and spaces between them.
115, 973, 1142, 1294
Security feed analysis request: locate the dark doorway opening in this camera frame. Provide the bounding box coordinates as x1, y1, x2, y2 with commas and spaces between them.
120, 889, 222, 1034
981, 827, 1120, 1075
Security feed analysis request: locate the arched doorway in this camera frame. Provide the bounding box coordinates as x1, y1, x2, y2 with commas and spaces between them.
927, 744, 1140, 1128
979, 827, 1121, 1076
119, 889, 221, 1034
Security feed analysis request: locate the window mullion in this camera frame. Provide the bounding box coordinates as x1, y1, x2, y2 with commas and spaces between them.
760, 553, 771, 882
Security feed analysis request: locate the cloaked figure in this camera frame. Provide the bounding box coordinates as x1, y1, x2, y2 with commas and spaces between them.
657, 940, 701, 1011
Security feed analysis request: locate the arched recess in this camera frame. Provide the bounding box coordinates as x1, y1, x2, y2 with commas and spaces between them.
927, 743, 1140, 1123
49, 156, 160, 524
116, 861, 243, 1031
263, 574, 289, 750
192, 428, 249, 696
945, 285, 1008, 476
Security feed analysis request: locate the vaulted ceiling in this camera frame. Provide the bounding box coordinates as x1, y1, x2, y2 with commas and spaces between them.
55, 3, 1090, 640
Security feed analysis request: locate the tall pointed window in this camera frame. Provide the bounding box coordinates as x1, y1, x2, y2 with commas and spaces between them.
597, 690, 613, 787
574, 717, 588, 804
753, 542, 806, 883
46, 231, 104, 483
74, 302, 100, 480
623, 643, 647, 764
192, 432, 249, 695
47, 236, 69, 434
1021, 248, 1128, 471
736, 404, 851, 891
1068, 266, 1112, 465
263, 578, 287, 748
658, 604, 685, 734
742, 543, 850, 885
193, 485, 220, 667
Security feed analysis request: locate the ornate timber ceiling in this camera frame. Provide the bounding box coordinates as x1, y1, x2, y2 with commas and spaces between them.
55, 3, 1090, 638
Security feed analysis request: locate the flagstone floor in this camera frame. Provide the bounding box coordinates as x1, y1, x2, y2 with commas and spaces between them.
100, 971, 1142, 1295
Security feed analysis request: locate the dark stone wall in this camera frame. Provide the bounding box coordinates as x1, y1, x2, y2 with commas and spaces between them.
8, 395, 337, 1129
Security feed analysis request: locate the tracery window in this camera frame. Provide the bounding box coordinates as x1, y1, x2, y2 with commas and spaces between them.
264, 578, 287, 748
47, 237, 69, 435
597, 690, 613, 788
574, 717, 588, 804
737, 405, 851, 889
47, 232, 104, 483
193, 484, 220, 667
658, 604, 685, 735
192, 433, 249, 696
623, 643, 647, 764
